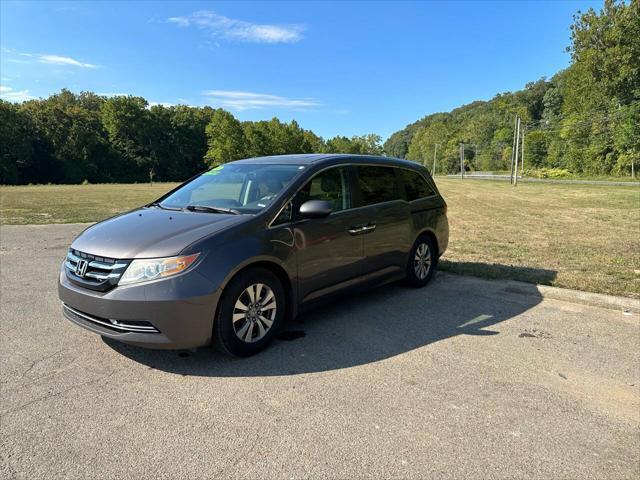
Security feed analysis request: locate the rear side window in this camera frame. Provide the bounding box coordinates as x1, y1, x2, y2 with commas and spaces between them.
356, 166, 400, 206
399, 169, 435, 201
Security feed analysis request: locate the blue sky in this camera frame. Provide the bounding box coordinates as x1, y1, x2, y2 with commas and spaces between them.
1, 0, 601, 140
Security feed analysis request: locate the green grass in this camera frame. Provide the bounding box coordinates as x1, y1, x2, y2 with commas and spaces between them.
0, 183, 179, 225
1, 180, 639, 297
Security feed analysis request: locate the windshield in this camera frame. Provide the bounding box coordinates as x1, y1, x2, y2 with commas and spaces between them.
159, 163, 305, 213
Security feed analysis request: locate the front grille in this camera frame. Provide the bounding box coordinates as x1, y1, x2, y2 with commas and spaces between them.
65, 249, 130, 292
63, 304, 160, 334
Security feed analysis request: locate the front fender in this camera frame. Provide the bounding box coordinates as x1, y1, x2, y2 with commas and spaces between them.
191, 226, 298, 308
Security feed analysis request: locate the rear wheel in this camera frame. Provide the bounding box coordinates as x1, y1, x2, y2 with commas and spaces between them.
406, 235, 437, 287
213, 267, 285, 357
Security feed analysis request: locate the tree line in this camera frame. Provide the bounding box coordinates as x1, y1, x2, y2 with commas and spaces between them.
0, 93, 383, 185
384, 0, 639, 176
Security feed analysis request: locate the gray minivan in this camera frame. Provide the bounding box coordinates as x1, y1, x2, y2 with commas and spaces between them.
58, 154, 449, 356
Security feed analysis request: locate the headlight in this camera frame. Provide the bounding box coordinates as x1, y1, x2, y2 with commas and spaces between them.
119, 253, 200, 286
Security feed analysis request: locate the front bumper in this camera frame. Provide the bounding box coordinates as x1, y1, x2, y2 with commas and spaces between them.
58, 264, 221, 349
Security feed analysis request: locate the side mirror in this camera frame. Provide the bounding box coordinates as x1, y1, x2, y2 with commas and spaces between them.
299, 200, 333, 219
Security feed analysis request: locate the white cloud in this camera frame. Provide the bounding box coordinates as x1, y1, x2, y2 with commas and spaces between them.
149, 101, 175, 108
2, 48, 100, 68
39, 54, 98, 68
97, 92, 129, 97
202, 90, 321, 111
168, 10, 304, 43
4, 58, 31, 65
0, 85, 36, 102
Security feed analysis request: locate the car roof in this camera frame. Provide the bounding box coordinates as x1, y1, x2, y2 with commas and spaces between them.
229, 153, 425, 170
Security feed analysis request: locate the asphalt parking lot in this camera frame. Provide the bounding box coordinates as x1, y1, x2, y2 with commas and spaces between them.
1, 224, 639, 479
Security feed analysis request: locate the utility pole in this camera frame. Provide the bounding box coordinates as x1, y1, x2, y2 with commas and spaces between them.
432, 143, 439, 175
521, 125, 525, 178
510, 115, 518, 184
513, 117, 521, 186
460, 142, 465, 179
632, 160, 635, 179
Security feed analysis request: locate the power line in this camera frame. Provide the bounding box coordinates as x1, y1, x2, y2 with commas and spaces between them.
522, 108, 630, 128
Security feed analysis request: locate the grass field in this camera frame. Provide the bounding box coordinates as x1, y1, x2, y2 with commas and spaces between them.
0, 183, 179, 225
1, 180, 639, 297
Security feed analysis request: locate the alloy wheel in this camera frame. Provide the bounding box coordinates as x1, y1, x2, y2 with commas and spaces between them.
414, 242, 432, 280
232, 283, 277, 343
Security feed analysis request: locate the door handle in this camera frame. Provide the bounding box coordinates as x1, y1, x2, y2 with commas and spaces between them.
347, 223, 376, 235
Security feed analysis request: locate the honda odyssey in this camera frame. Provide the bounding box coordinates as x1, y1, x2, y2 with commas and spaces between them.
58, 154, 449, 356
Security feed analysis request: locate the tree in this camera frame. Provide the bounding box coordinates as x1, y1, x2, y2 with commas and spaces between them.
101, 95, 152, 181
523, 130, 547, 169
15, 90, 113, 184
568, 0, 640, 105
243, 121, 273, 158
0, 101, 33, 184
407, 123, 451, 168
265, 117, 297, 155
168, 106, 211, 179
325, 134, 384, 155
302, 130, 325, 153
204, 109, 246, 166
352, 134, 384, 155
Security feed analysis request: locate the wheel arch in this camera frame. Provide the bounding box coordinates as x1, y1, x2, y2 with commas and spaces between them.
416, 228, 440, 263
213, 259, 296, 336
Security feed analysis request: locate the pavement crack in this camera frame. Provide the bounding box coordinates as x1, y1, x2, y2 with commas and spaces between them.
0, 368, 118, 419
19, 348, 66, 379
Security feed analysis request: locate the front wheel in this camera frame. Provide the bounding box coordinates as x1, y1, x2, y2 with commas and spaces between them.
406, 235, 437, 287
213, 267, 285, 357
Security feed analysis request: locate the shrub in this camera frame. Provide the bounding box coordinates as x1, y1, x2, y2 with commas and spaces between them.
525, 167, 572, 179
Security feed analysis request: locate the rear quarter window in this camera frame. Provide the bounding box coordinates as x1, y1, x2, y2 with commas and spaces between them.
399, 169, 436, 201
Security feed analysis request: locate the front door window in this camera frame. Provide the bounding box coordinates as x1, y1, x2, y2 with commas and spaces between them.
297, 167, 351, 213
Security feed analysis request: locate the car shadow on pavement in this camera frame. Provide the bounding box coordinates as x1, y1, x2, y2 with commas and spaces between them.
103, 271, 552, 377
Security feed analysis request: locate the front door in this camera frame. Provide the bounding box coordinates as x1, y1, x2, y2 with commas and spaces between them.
293, 166, 364, 302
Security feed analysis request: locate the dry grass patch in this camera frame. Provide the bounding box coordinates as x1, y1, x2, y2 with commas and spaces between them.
436, 179, 640, 297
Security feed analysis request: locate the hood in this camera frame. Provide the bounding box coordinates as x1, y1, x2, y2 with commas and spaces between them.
71, 208, 248, 259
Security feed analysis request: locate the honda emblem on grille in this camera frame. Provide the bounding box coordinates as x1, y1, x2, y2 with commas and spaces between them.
75, 259, 89, 277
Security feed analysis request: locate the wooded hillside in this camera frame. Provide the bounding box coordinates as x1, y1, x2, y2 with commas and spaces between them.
384, 0, 639, 176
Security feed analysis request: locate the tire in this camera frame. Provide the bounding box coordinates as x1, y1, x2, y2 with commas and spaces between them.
405, 234, 437, 287
213, 267, 285, 357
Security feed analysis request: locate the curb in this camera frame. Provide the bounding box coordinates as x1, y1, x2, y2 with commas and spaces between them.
534, 284, 640, 314
440, 175, 640, 187
437, 272, 640, 314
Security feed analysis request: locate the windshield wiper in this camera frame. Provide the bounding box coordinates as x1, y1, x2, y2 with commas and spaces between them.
184, 205, 241, 215
148, 202, 182, 211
